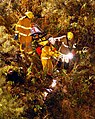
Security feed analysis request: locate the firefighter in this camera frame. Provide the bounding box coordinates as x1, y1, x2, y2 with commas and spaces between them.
48, 32, 74, 50
15, 11, 42, 54
39, 39, 59, 77
48, 32, 76, 70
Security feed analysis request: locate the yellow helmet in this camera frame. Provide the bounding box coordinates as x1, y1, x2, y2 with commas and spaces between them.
67, 32, 74, 40
39, 40, 48, 46
25, 11, 34, 19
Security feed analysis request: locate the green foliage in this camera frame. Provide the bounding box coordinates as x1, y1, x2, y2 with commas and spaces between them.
65, 51, 95, 118
0, 0, 95, 119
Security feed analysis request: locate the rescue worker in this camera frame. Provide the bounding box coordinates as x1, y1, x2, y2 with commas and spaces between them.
48, 32, 76, 70
39, 39, 59, 77
59, 32, 75, 70
59, 32, 74, 54
15, 11, 42, 54
48, 32, 74, 52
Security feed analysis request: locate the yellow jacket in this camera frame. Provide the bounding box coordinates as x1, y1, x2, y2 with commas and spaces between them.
41, 44, 60, 74
15, 16, 32, 36
41, 46, 52, 59
15, 16, 33, 52
41, 44, 60, 59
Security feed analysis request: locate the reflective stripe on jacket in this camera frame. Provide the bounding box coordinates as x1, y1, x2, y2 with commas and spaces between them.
15, 16, 33, 37
41, 57, 51, 60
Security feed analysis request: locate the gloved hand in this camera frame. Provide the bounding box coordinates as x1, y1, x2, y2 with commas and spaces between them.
14, 34, 18, 40
48, 37, 56, 45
